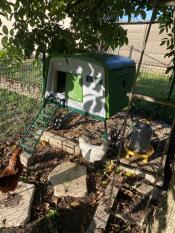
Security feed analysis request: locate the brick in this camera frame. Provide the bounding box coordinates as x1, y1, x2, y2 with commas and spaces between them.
49, 136, 63, 148
20, 152, 34, 167
75, 145, 81, 155
63, 140, 76, 150
62, 144, 74, 154
40, 131, 81, 155
41, 132, 66, 148
40, 131, 54, 142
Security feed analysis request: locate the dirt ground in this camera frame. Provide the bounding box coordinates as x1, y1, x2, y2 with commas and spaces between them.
49, 109, 171, 143
0, 111, 171, 233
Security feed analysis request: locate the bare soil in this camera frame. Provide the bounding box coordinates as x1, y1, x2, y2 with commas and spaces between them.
0, 112, 170, 233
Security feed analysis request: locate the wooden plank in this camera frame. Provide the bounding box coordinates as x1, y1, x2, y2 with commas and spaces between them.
134, 182, 163, 201
86, 174, 120, 233
119, 158, 164, 186
127, 93, 175, 107
110, 211, 142, 227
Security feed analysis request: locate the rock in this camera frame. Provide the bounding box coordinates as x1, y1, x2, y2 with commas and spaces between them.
48, 161, 87, 197
0, 182, 35, 227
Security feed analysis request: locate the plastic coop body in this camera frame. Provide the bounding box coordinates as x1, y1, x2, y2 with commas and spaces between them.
45, 53, 136, 120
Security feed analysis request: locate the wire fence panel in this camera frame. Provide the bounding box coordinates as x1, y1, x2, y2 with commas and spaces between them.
0, 60, 43, 144
0, 53, 174, 145
111, 44, 175, 123
135, 61, 172, 99
134, 59, 175, 122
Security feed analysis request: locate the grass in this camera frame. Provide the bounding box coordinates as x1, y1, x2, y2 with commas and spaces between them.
0, 88, 42, 143
0, 60, 43, 89
135, 72, 175, 123
136, 72, 174, 99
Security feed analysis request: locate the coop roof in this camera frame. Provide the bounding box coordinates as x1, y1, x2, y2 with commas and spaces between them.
52, 53, 135, 71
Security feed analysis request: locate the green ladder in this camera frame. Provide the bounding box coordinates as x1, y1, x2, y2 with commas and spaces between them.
20, 98, 60, 154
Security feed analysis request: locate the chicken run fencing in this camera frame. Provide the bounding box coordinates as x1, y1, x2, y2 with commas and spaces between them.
113, 43, 175, 123
0, 56, 174, 145
134, 59, 175, 122
0, 60, 43, 144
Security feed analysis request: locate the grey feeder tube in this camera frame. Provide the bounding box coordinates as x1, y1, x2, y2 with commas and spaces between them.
129, 122, 152, 153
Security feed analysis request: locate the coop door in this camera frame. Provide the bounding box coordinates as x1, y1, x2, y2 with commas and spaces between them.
65, 73, 83, 102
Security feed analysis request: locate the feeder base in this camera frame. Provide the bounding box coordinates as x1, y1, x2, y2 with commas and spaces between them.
124, 141, 154, 163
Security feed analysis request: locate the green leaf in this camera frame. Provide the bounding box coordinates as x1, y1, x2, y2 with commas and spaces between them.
9, 37, 13, 44
10, 29, 14, 36
1, 36, 8, 47
47, 209, 59, 219
165, 66, 173, 74
164, 50, 174, 58
160, 40, 166, 46
2, 25, 8, 35
159, 27, 165, 34
0, 12, 8, 18
139, 10, 146, 20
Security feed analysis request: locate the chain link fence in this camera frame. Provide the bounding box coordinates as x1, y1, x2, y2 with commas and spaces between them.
0, 60, 43, 144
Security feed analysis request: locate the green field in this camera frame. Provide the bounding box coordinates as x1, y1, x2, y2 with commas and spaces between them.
136, 72, 174, 99
135, 72, 175, 122
0, 88, 42, 142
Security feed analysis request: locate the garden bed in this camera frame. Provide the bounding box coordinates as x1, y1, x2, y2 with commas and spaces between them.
0, 142, 110, 233
0, 112, 170, 232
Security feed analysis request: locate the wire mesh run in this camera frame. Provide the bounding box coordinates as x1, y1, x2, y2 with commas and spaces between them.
0, 60, 43, 144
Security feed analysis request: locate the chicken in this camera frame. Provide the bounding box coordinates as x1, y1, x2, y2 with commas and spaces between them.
0, 147, 23, 194
78, 136, 109, 163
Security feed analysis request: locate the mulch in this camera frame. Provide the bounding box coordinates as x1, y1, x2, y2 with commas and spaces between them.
0, 111, 170, 233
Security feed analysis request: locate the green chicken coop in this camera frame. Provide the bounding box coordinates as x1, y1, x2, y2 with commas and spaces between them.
45, 53, 136, 120
20, 53, 136, 155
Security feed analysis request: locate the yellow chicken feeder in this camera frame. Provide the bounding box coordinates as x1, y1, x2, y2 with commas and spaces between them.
124, 140, 154, 163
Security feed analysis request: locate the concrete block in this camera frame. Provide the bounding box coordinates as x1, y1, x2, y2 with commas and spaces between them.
40, 131, 53, 142
75, 145, 81, 155
48, 161, 87, 198
0, 182, 35, 227
20, 152, 34, 167
62, 144, 75, 154
40, 131, 80, 155
41, 131, 66, 148
63, 140, 76, 149
62, 140, 77, 154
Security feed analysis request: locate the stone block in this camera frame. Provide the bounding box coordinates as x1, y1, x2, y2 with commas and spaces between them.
48, 161, 87, 197
0, 182, 35, 227
41, 132, 66, 148
63, 139, 76, 149
75, 145, 81, 155
62, 140, 77, 154
62, 144, 75, 154
20, 152, 34, 167
41, 131, 81, 155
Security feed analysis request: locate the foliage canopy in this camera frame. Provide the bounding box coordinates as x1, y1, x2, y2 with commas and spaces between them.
0, 0, 174, 71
